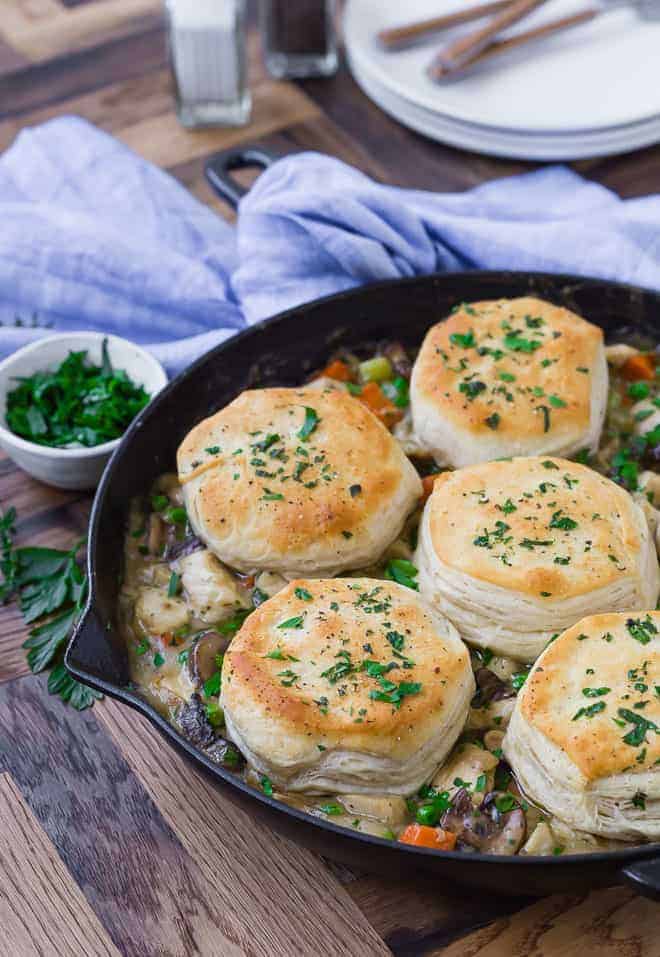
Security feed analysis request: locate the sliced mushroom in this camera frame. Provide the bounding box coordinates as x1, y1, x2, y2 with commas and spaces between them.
440, 789, 526, 855
178, 693, 216, 749
382, 341, 412, 378
188, 631, 228, 688
165, 534, 204, 562
471, 668, 515, 710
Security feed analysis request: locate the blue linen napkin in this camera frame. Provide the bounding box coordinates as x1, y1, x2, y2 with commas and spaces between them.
2, 115, 660, 376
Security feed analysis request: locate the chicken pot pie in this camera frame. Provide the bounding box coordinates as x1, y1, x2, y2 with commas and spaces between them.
221, 578, 474, 795
410, 297, 607, 467
177, 387, 422, 577
416, 456, 660, 661
504, 612, 660, 840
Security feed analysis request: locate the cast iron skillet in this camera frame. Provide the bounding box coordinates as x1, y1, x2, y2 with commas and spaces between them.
67, 147, 660, 900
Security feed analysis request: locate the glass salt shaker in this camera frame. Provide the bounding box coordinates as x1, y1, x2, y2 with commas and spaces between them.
165, 0, 251, 128
260, 0, 339, 79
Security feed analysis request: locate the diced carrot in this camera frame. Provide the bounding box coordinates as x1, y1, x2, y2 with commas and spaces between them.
421, 474, 441, 502
357, 381, 403, 429
160, 632, 175, 646
399, 824, 457, 851
620, 353, 656, 382
319, 359, 352, 382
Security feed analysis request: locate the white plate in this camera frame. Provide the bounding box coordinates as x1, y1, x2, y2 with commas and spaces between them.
349, 48, 660, 159
344, 0, 660, 135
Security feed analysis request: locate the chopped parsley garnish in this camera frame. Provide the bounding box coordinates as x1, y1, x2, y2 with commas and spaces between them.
618, 708, 659, 747
542, 460, 559, 469
252, 433, 280, 452
153, 651, 165, 668
548, 395, 566, 408
520, 538, 554, 549
386, 630, 405, 652
549, 510, 578, 531
298, 407, 319, 441
503, 333, 541, 353
349, 484, 362, 497
449, 330, 476, 348
632, 791, 647, 810
485, 413, 501, 430
497, 498, 517, 514
474, 521, 511, 548
494, 793, 518, 813
537, 405, 551, 432
572, 701, 606, 720
626, 616, 658, 645
151, 494, 169, 512
261, 776, 274, 797
203, 669, 222, 697
321, 650, 354, 684
294, 587, 313, 602
319, 803, 343, 816
167, 571, 180, 598
459, 380, 487, 401
277, 669, 298, 687
499, 371, 516, 382
582, 687, 610, 697
262, 489, 284, 501
384, 558, 419, 591
277, 614, 305, 630
369, 677, 422, 708
204, 445, 221, 455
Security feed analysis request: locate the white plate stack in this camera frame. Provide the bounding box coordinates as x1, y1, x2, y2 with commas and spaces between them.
344, 0, 660, 160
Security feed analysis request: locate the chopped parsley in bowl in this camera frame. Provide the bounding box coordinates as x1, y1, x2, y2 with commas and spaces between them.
0, 333, 167, 490
6, 339, 150, 449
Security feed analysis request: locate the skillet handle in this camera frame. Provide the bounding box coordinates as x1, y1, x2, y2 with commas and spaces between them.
621, 857, 660, 900
204, 145, 279, 209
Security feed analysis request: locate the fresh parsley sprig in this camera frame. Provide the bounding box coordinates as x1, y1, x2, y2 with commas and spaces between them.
0, 508, 101, 710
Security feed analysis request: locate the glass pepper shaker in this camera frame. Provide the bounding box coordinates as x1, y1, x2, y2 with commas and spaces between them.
165, 0, 251, 128
260, 0, 339, 79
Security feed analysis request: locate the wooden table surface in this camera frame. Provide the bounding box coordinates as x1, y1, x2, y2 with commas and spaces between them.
2, 3, 660, 956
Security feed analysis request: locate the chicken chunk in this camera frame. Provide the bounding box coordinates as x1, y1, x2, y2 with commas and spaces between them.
431, 743, 499, 805
177, 549, 249, 624
338, 794, 408, 826
135, 587, 189, 636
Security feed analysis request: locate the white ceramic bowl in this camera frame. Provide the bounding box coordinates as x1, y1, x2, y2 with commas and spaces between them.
0, 333, 168, 491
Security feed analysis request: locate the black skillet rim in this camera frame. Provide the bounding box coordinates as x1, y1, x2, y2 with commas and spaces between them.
66, 268, 660, 873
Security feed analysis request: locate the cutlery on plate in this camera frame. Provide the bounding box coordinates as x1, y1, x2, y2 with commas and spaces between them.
377, 0, 515, 49
428, 0, 549, 75
428, 0, 660, 80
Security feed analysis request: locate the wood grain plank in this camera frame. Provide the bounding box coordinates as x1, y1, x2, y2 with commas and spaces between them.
0, 675, 252, 956
98, 696, 392, 957
3, 0, 162, 62
436, 887, 660, 957
0, 772, 121, 957
299, 62, 532, 192
115, 79, 321, 168
345, 874, 527, 955
0, 23, 166, 121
